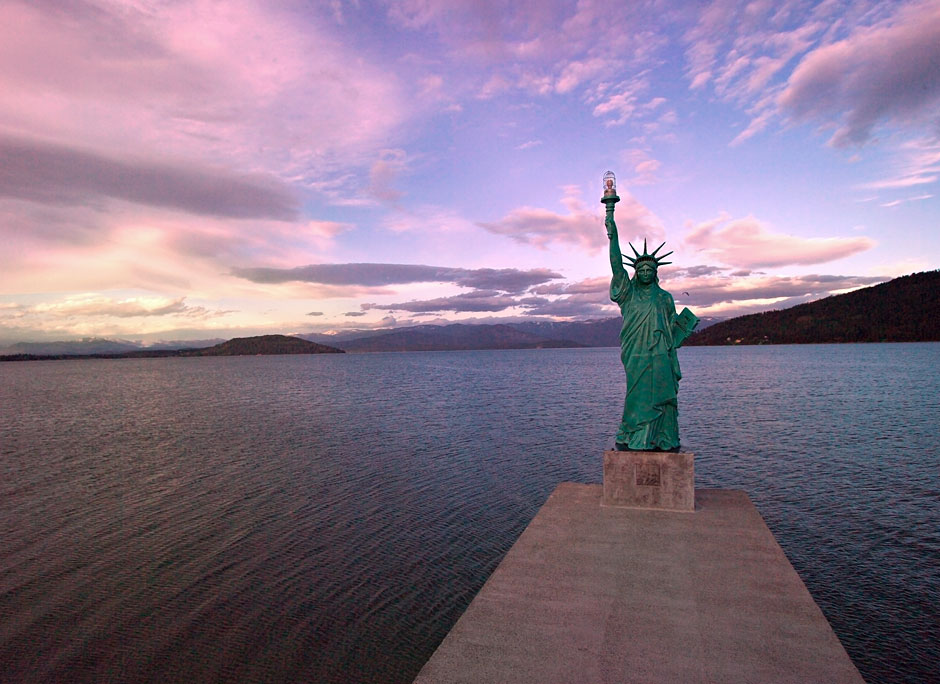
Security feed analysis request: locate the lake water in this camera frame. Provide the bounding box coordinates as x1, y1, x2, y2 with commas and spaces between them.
1, 344, 938, 683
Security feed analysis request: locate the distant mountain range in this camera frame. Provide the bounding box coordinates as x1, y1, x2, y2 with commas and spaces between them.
304, 323, 587, 352
302, 317, 724, 352
685, 270, 940, 345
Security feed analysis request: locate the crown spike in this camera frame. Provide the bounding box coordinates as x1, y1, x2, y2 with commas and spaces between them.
622, 237, 676, 271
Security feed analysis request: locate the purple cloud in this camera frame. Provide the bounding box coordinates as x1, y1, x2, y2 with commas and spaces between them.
520, 295, 617, 318
668, 265, 728, 278
0, 135, 298, 220
230, 263, 562, 294
366, 290, 522, 313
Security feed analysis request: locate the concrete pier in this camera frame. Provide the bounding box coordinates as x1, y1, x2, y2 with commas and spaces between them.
414, 483, 864, 684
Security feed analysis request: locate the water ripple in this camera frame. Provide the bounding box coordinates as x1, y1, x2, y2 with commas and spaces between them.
1, 345, 938, 683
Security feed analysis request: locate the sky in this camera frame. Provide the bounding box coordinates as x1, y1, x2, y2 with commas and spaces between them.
1, 0, 939, 345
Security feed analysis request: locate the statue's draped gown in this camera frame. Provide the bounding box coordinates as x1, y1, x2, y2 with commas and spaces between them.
610, 267, 681, 450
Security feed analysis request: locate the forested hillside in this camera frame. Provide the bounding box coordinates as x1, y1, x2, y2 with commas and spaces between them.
685, 271, 939, 345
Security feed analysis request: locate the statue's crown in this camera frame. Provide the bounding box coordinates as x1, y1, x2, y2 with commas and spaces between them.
624, 239, 673, 269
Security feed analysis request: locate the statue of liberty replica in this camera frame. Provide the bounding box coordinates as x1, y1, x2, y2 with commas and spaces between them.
602, 171, 699, 452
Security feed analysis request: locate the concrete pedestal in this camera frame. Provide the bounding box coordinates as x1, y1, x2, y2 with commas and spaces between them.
603, 450, 694, 511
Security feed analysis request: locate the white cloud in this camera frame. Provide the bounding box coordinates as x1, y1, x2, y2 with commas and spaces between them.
23, 294, 231, 322
880, 194, 933, 207
862, 137, 940, 190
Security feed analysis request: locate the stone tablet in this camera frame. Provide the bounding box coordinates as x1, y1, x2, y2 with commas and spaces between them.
602, 449, 694, 511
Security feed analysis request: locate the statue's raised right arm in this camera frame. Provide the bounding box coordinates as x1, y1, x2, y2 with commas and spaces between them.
606, 205, 630, 299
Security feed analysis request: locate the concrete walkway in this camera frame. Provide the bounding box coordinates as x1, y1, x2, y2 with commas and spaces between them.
414, 483, 864, 684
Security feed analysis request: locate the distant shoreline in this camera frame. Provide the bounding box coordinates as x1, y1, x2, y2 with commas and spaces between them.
5, 339, 940, 363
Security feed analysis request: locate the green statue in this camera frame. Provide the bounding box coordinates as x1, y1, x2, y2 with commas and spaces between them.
602, 173, 698, 451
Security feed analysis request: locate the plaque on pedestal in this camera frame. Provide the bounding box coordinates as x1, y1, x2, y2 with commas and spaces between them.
602, 450, 694, 511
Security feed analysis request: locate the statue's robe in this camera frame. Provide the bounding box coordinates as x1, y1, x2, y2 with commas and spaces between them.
610, 269, 681, 451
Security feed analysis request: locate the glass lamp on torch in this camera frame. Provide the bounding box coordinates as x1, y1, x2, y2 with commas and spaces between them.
601, 170, 619, 206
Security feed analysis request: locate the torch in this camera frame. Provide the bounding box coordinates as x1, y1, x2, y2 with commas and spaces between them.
601, 170, 619, 237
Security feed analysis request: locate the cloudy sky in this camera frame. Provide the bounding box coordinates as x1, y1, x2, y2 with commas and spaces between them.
2, 0, 938, 344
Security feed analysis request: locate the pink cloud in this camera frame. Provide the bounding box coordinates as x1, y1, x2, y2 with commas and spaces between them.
530, 276, 608, 295
685, 214, 876, 268
478, 187, 664, 252
866, 175, 938, 190
729, 108, 774, 146
0, 196, 349, 299
682, 0, 738, 91
879, 193, 933, 207
779, 0, 940, 146
593, 91, 638, 126
386, 0, 564, 63
555, 57, 609, 93
679, 0, 924, 148
591, 78, 649, 126
588, 80, 675, 134
621, 148, 662, 184
368, 149, 409, 204
386, 0, 659, 104
0, 1, 406, 174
